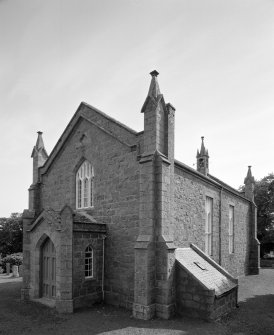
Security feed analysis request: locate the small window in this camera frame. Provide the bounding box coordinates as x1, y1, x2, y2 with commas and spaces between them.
205, 196, 213, 256
85, 245, 93, 278
229, 205, 235, 254
76, 161, 94, 209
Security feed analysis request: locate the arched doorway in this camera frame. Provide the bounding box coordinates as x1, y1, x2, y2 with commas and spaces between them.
41, 238, 56, 299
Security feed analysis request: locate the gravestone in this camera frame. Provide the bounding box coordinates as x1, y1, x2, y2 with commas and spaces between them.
6, 263, 10, 275
12, 265, 19, 278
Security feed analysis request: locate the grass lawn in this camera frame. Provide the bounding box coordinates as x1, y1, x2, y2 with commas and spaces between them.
0, 269, 274, 335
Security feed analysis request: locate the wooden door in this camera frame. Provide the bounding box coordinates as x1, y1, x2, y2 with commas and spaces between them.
42, 238, 56, 299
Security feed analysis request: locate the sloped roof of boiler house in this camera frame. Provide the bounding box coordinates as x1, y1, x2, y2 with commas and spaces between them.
176, 246, 237, 296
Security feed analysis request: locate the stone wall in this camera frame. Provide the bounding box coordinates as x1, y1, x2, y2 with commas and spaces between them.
21, 207, 74, 313
40, 118, 140, 309
173, 168, 220, 258
220, 192, 250, 277
174, 165, 251, 277
176, 264, 237, 320
260, 259, 274, 268
73, 230, 104, 309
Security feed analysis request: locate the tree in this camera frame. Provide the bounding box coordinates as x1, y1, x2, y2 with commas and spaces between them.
254, 173, 274, 244
0, 213, 23, 257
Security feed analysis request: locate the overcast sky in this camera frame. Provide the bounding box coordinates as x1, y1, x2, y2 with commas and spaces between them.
0, 0, 274, 217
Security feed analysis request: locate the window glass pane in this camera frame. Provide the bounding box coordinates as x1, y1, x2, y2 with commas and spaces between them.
205, 197, 213, 255
76, 161, 94, 209
84, 178, 88, 207
78, 180, 82, 208
229, 205, 234, 253
85, 245, 93, 278
90, 179, 93, 207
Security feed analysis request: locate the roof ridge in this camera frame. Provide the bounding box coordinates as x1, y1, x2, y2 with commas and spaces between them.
174, 159, 249, 201
82, 102, 138, 135
40, 102, 139, 175
207, 174, 240, 193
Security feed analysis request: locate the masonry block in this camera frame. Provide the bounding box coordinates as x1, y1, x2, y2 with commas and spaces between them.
132, 303, 155, 320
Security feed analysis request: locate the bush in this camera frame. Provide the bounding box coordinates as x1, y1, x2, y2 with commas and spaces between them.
263, 252, 274, 259
0, 252, 23, 272
0, 213, 22, 257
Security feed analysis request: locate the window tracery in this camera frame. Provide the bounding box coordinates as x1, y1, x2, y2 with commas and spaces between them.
76, 161, 94, 209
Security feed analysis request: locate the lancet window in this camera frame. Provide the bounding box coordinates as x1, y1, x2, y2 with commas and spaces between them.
76, 161, 94, 209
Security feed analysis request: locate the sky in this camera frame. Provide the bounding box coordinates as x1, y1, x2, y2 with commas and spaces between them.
0, 0, 274, 217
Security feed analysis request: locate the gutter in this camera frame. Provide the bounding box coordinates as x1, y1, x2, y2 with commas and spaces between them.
174, 160, 251, 202
102, 235, 106, 302
219, 187, 223, 265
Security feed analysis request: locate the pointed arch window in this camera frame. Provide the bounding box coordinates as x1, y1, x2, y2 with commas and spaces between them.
85, 245, 93, 278
76, 161, 94, 209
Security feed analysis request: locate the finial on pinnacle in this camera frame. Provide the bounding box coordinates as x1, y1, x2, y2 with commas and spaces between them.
201, 136, 204, 142
37, 131, 43, 135
244, 165, 255, 184
150, 70, 159, 77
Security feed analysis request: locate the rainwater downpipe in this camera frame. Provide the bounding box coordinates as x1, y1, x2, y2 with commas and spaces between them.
102, 235, 106, 302
219, 187, 223, 265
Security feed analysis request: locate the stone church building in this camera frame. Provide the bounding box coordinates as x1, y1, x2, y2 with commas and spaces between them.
21, 71, 259, 320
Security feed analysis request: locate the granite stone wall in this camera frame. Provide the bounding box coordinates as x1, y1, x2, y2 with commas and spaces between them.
176, 264, 237, 320
21, 207, 74, 313
72, 231, 104, 309
174, 165, 251, 277
39, 118, 140, 310
220, 192, 250, 277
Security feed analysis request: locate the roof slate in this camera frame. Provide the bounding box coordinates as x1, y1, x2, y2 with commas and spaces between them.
73, 211, 99, 224
175, 248, 237, 296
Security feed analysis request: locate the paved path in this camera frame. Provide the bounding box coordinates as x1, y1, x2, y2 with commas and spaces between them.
0, 273, 22, 283
221, 268, 274, 335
